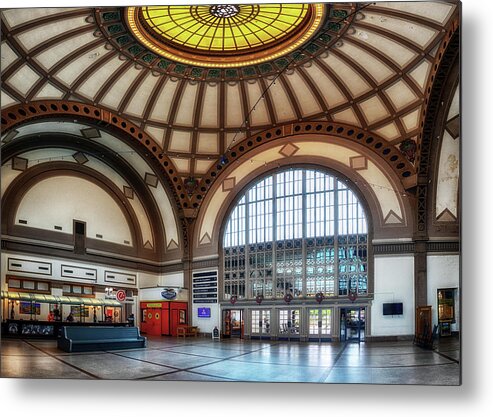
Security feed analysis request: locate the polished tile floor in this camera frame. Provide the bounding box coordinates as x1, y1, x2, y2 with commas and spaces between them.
0, 335, 460, 385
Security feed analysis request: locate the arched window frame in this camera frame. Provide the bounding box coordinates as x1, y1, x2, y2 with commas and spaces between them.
222, 167, 370, 301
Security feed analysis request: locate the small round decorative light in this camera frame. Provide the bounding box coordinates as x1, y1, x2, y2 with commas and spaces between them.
209, 4, 240, 18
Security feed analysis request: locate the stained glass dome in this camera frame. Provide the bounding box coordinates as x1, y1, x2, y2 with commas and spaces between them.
127, 4, 324, 67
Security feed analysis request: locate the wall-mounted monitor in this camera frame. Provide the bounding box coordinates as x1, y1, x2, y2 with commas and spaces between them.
383, 302, 403, 316
198, 307, 211, 318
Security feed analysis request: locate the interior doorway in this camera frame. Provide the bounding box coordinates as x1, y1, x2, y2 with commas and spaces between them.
340, 307, 365, 342
222, 309, 244, 338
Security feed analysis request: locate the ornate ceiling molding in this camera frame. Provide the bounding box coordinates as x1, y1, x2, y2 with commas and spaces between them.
186, 120, 417, 213
92, 4, 356, 81
0, 100, 189, 212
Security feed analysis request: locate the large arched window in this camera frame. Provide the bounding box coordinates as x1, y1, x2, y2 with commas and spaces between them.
223, 168, 369, 301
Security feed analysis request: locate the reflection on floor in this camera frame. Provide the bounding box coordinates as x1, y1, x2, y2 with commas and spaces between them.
0, 335, 460, 385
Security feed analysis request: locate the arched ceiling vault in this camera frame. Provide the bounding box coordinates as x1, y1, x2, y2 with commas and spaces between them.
1, 2, 460, 215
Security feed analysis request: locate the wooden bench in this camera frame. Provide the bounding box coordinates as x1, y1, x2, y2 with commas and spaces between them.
176, 325, 199, 338
57, 326, 147, 352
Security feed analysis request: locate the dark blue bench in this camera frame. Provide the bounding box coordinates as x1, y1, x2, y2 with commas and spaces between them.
57, 326, 147, 352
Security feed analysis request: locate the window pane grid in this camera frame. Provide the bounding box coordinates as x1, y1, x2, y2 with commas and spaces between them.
223, 168, 368, 301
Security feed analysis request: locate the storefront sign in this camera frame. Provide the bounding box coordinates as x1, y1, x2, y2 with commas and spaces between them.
116, 289, 126, 302
161, 289, 177, 300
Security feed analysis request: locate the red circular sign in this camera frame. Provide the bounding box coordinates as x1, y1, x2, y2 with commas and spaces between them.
116, 290, 126, 302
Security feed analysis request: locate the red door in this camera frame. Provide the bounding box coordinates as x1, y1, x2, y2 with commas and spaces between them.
161, 306, 170, 335
146, 308, 162, 336
170, 302, 187, 336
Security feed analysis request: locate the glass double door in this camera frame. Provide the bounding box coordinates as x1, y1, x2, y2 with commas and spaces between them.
278, 308, 300, 340
308, 308, 332, 341
250, 309, 271, 338
340, 307, 365, 342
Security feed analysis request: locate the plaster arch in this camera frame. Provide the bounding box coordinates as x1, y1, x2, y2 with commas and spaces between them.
2, 162, 144, 258
193, 134, 415, 260
1, 119, 183, 258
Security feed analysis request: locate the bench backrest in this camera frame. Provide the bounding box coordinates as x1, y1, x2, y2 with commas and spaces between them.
62, 326, 141, 340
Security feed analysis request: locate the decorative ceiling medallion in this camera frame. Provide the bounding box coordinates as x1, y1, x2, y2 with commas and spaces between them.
127, 4, 325, 68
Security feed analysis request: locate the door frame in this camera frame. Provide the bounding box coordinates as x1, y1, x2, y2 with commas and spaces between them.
308, 307, 333, 342
340, 306, 366, 342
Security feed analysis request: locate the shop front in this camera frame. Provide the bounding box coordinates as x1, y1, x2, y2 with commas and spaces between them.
1, 290, 125, 339
139, 301, 188, 336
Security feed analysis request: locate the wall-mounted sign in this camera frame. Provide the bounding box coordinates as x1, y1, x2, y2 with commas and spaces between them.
198, 307, 211, 318
192, 271, 218, 304
161, 289, 177, 300
116, 289, 126, 302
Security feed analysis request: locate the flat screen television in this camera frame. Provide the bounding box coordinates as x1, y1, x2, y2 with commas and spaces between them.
383, 302, 403, 315
197, 307, 211, 318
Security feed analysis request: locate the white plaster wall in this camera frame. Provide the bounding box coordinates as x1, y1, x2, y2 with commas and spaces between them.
15, 175, 133, 245
138, 272, 160, 288
427, 254, 460, 331
192, 303, 220, 335
1, 251, 140, 289
372, 255, 415, 336
139, 287, 188, 302
158, 272, 184, 288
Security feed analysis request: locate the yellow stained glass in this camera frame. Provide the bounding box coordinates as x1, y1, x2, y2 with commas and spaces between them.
127, 4, 325, 68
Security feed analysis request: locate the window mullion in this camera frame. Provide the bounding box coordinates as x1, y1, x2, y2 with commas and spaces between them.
302, 170, 307, 298
272, 174, 277, 298
334, 180, 340, 297
245, 195, 250, 299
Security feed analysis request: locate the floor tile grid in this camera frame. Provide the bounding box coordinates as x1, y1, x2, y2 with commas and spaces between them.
110, 341, 283, 381
12, 339, 102, 379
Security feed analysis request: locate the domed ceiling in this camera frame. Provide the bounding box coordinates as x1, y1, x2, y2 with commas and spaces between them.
1, 2, 460, 212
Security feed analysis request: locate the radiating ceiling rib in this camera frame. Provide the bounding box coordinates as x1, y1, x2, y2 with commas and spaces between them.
26, 29, 96, 101
27, 25, 94, 59
313, 56, 367, 128
343, 35, 427, 100
277, 73, 302, 121
140, 75, 169, 129
163, 78, 188, 152
1, 82, 24, 103
256, 77, 276, 127
1, 27, 86, 104
118, 68, 149, 116
219, 81, 226, 153
239, 80, 252, 137
2, 9, 89, 36
64, 49, 118, 100
47, 37, 107, 79
93, 60, 135, 104
367, 4, 447, 31
190, 81, 207, 159
353, 21, 432, 58
329, 47, 406, 136
296, 67, 331, 120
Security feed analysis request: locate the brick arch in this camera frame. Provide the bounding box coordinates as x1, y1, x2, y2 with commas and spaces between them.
0, 100, 187, 212
191, 121, 417, 210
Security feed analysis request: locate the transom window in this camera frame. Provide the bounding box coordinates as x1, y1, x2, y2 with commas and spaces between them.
223, 168, 368, 300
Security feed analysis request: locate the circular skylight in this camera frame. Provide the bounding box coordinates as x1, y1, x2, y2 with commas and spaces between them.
127, 4, 324, 67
